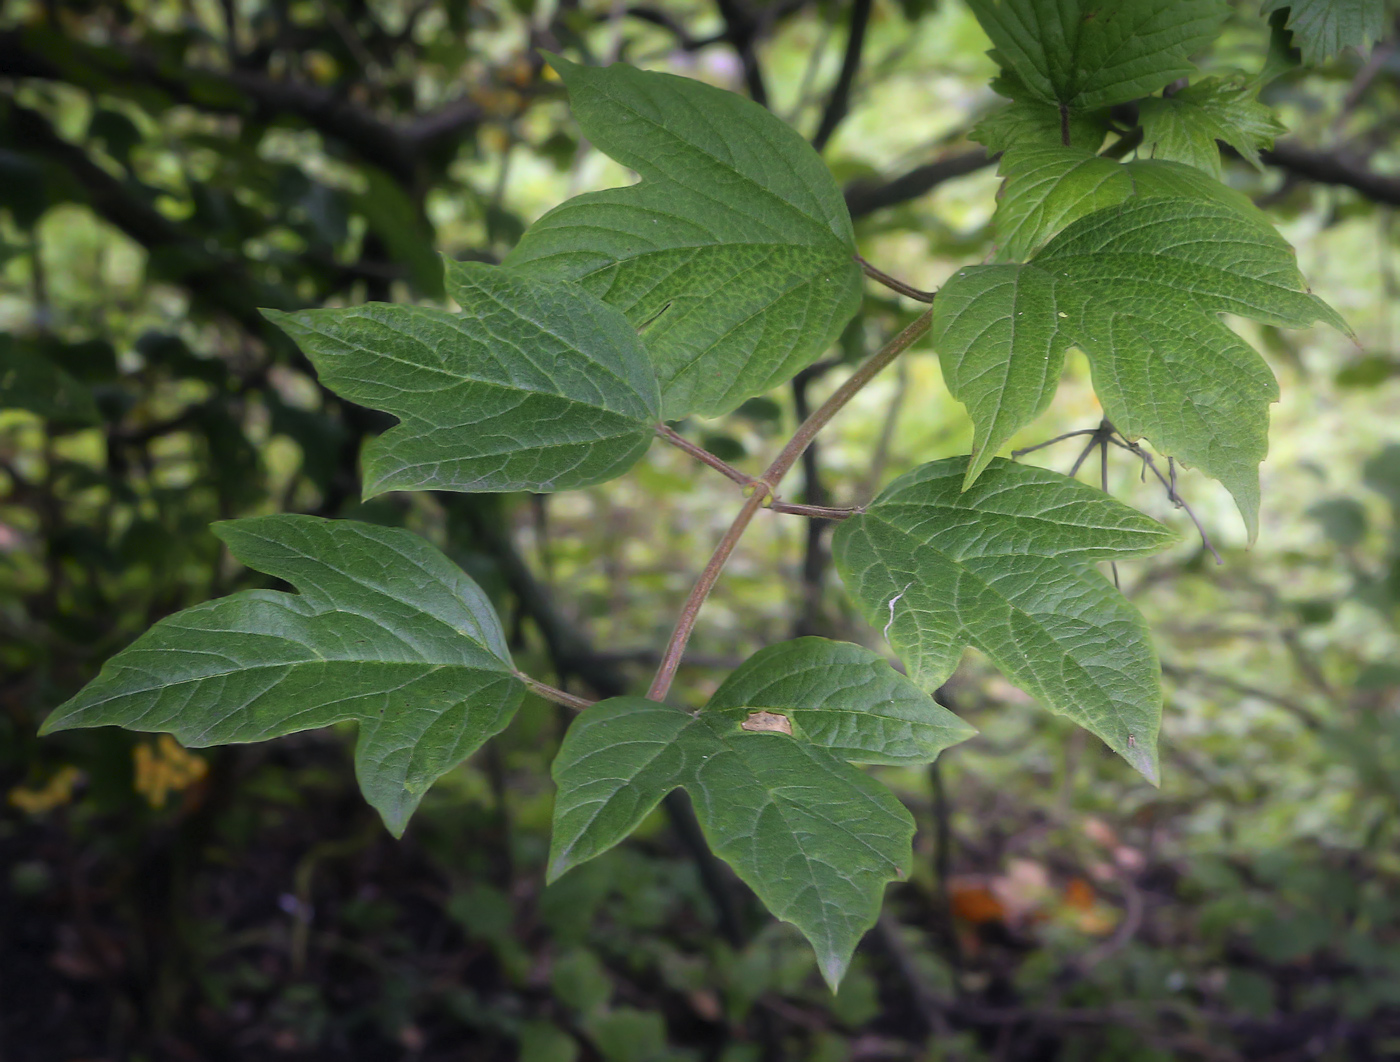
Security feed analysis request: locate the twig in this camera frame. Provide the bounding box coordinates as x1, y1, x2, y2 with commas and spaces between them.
811, 0, 872, 152
1112, 437, 1224, 566
655, 423, 756, 487
856, 253, 935, 302
516, 672, 597, 712
647, 309, 934, 701
1010, 428, 1099, 458
768, 499, 861, 519
656, 422, 858, 519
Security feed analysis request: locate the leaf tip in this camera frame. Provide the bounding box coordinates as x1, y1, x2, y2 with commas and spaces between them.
817, 950, 850, 994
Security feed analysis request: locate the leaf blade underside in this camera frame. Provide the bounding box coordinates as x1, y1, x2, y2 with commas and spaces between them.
549, 692, 922, 990
40, 515, 524, 836
932, 196, 1348, 536
833, 458, 1177, 782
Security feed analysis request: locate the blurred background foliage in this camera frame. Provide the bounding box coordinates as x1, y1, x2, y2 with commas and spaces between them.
2, 0, 1400, 1059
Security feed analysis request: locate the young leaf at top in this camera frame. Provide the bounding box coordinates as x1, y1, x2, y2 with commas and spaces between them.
992, 146, 1260, 261
704, 637, 976, 765
505, 56, 863, 419
40, 515, 524, 837
932, 197, 1349, 534
551, 693, 918, 990
966, 0, 1229, 112
1261, 0, 1386, 64
833, 458, 1177, 782
264, 260, 660, 497
1137, 78, 1288, 179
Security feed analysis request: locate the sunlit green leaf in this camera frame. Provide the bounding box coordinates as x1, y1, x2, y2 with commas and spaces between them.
834, 458, 1176, 781
40, 515, 524, 836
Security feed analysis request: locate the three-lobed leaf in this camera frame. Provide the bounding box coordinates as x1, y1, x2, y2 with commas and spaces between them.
505, 55, 863, 418
549, 696, 917, 990
833, 458, 1177, 781
1261, 0, 1385, 64
966, 0, 1229, 111
969, 100, 1106, 154
933, 196, 1349, 534
265, 260, 661, 497
1137, 77, 1287, 179
40, 515, 524, 836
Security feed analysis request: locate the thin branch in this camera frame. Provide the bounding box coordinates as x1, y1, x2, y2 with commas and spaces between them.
767, 499, 861, 519
1112, 436, 1224, 565
655, 423, 756, 487
1011, 428, 1099, 458
647, 309, 934, 701
856, 254, 935, 302
843, 148, 993, 218
1261, 141, 1400, 208
516, 672, 597, 712
811, 0, 872, 153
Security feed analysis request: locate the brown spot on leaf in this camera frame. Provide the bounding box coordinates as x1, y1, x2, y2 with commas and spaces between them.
740, 710, 792, 735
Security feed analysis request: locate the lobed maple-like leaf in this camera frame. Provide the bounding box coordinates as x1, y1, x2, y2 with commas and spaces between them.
1261, 0, 1385, 63
549, 697, 915, 990
966, 0, 1229, 112
833, 458, 1177, 781
264, 261, 660, 496
505, 56, 862, 418
548, 636, 978, 990
932, 196, 1349, 534
1138, 78, 1288, 179
40, 516, 524, 836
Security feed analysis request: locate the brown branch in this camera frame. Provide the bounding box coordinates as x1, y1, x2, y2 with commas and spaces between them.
856, 254, 935, 302
1261, 141, 1400, 207
811, 0, 872, 153
655, 423, 756, 487
516, 672, 597, 712
647, 309, 933, 701
843, 148, 993, 219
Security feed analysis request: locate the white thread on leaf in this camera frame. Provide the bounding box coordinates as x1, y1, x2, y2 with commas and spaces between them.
884, 582, 913, 642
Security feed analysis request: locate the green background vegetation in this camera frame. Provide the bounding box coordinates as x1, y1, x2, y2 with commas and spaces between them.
2, 0, 1400, 1058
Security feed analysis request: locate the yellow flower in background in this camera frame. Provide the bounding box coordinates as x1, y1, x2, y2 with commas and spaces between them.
8, 765, 84, 814
134, 735, 209, 808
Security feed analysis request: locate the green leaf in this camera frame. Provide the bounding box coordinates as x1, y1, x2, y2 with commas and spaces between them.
834, 458, 1177, 781
263, 260, 661, 497
1261, 0, 1385, 63
40, 515, 523, 836
548, 697, 698, 882
966, 0, 1229, 111
505, 56, 863, 418
969, 100, 1107, 154
705, 637, 976, 765
992, 146, 1260, 261
549, 696, 914, 989
931, 197, 1349, 534
1138, 78, 1288, 178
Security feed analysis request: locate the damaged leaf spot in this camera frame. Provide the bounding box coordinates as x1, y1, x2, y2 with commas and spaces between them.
741, 710, 793, 735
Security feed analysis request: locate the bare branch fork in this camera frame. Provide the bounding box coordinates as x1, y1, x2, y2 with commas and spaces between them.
1013, 423, 1224, 565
